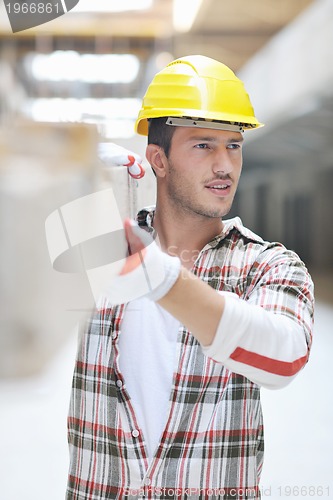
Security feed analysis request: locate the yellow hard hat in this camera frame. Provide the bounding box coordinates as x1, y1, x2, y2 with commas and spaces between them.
135, 55, 263, 136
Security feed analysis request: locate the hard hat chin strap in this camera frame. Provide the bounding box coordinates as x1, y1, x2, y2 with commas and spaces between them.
166, 117, 245, 133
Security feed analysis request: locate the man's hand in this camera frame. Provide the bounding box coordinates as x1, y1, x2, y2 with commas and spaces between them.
104, 219, 181, 304
98, 143, 145, 179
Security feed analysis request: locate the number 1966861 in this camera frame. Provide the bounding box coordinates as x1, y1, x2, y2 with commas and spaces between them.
6, 2, 61, 14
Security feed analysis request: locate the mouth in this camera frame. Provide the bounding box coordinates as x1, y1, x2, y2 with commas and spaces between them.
205, 180, 232, 197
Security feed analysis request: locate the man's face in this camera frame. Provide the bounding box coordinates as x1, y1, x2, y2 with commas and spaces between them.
163, 126, 244, 219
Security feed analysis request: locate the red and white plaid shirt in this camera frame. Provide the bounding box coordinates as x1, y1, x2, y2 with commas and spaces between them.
66, 209, 314, 500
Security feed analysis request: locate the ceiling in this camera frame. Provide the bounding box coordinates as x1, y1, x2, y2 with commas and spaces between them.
0, 0, 315, 72
0, 0, 323, 156
173, 0, 315, 71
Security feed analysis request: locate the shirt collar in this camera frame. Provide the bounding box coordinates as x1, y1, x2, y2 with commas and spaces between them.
136, 206, 264, 249
136, 205, 156, 235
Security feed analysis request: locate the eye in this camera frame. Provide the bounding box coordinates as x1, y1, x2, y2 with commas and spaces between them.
194, 143, 209, 149
227, 143, 242, 150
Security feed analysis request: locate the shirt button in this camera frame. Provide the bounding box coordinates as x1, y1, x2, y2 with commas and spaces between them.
116, 379, 123, 388
144, 477, 151, 486
132, 429, 140, 438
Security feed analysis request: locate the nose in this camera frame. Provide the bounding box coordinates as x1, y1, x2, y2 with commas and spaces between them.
211, 148, 233, 176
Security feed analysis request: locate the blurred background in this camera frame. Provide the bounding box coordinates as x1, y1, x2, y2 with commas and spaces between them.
0, 0, 332, 498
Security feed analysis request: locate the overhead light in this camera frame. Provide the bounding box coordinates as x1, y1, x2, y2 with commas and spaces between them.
27, 52, 139, 83
23, 98, 141, 138
173, 0, 203, 32
72, 0, 153, 13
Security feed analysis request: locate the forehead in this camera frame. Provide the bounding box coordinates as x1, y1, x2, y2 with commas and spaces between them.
171, 125, 244, 144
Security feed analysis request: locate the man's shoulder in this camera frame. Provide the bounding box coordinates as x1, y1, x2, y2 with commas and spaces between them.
222, 217, 265, 245
220, 217, 302, 264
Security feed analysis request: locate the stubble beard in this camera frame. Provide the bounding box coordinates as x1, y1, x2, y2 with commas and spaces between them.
166, 160, 233, 220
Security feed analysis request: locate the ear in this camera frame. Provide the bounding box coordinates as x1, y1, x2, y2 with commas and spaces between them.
146, 144, 167, 178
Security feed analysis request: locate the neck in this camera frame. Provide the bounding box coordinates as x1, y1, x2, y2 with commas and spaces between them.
153, 203, 223, 270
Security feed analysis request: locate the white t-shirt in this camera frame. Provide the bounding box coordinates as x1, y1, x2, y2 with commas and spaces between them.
118, 297, 180, 461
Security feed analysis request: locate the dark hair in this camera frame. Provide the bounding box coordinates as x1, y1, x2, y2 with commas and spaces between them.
147, 117, 176, 158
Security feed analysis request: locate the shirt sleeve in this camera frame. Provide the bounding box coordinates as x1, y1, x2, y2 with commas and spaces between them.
201, 245, 314, 389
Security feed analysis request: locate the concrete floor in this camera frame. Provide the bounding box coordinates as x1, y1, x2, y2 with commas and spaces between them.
0, 299, 332, 500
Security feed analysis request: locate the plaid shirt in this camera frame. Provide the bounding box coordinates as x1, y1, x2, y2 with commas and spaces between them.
66, 209, 314, 500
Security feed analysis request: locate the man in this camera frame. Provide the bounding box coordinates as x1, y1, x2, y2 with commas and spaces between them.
66, 55, 314, 499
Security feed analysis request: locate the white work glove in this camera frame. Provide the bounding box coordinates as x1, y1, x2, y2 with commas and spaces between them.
104, 219, 181, 305
98, 142, 145, 179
